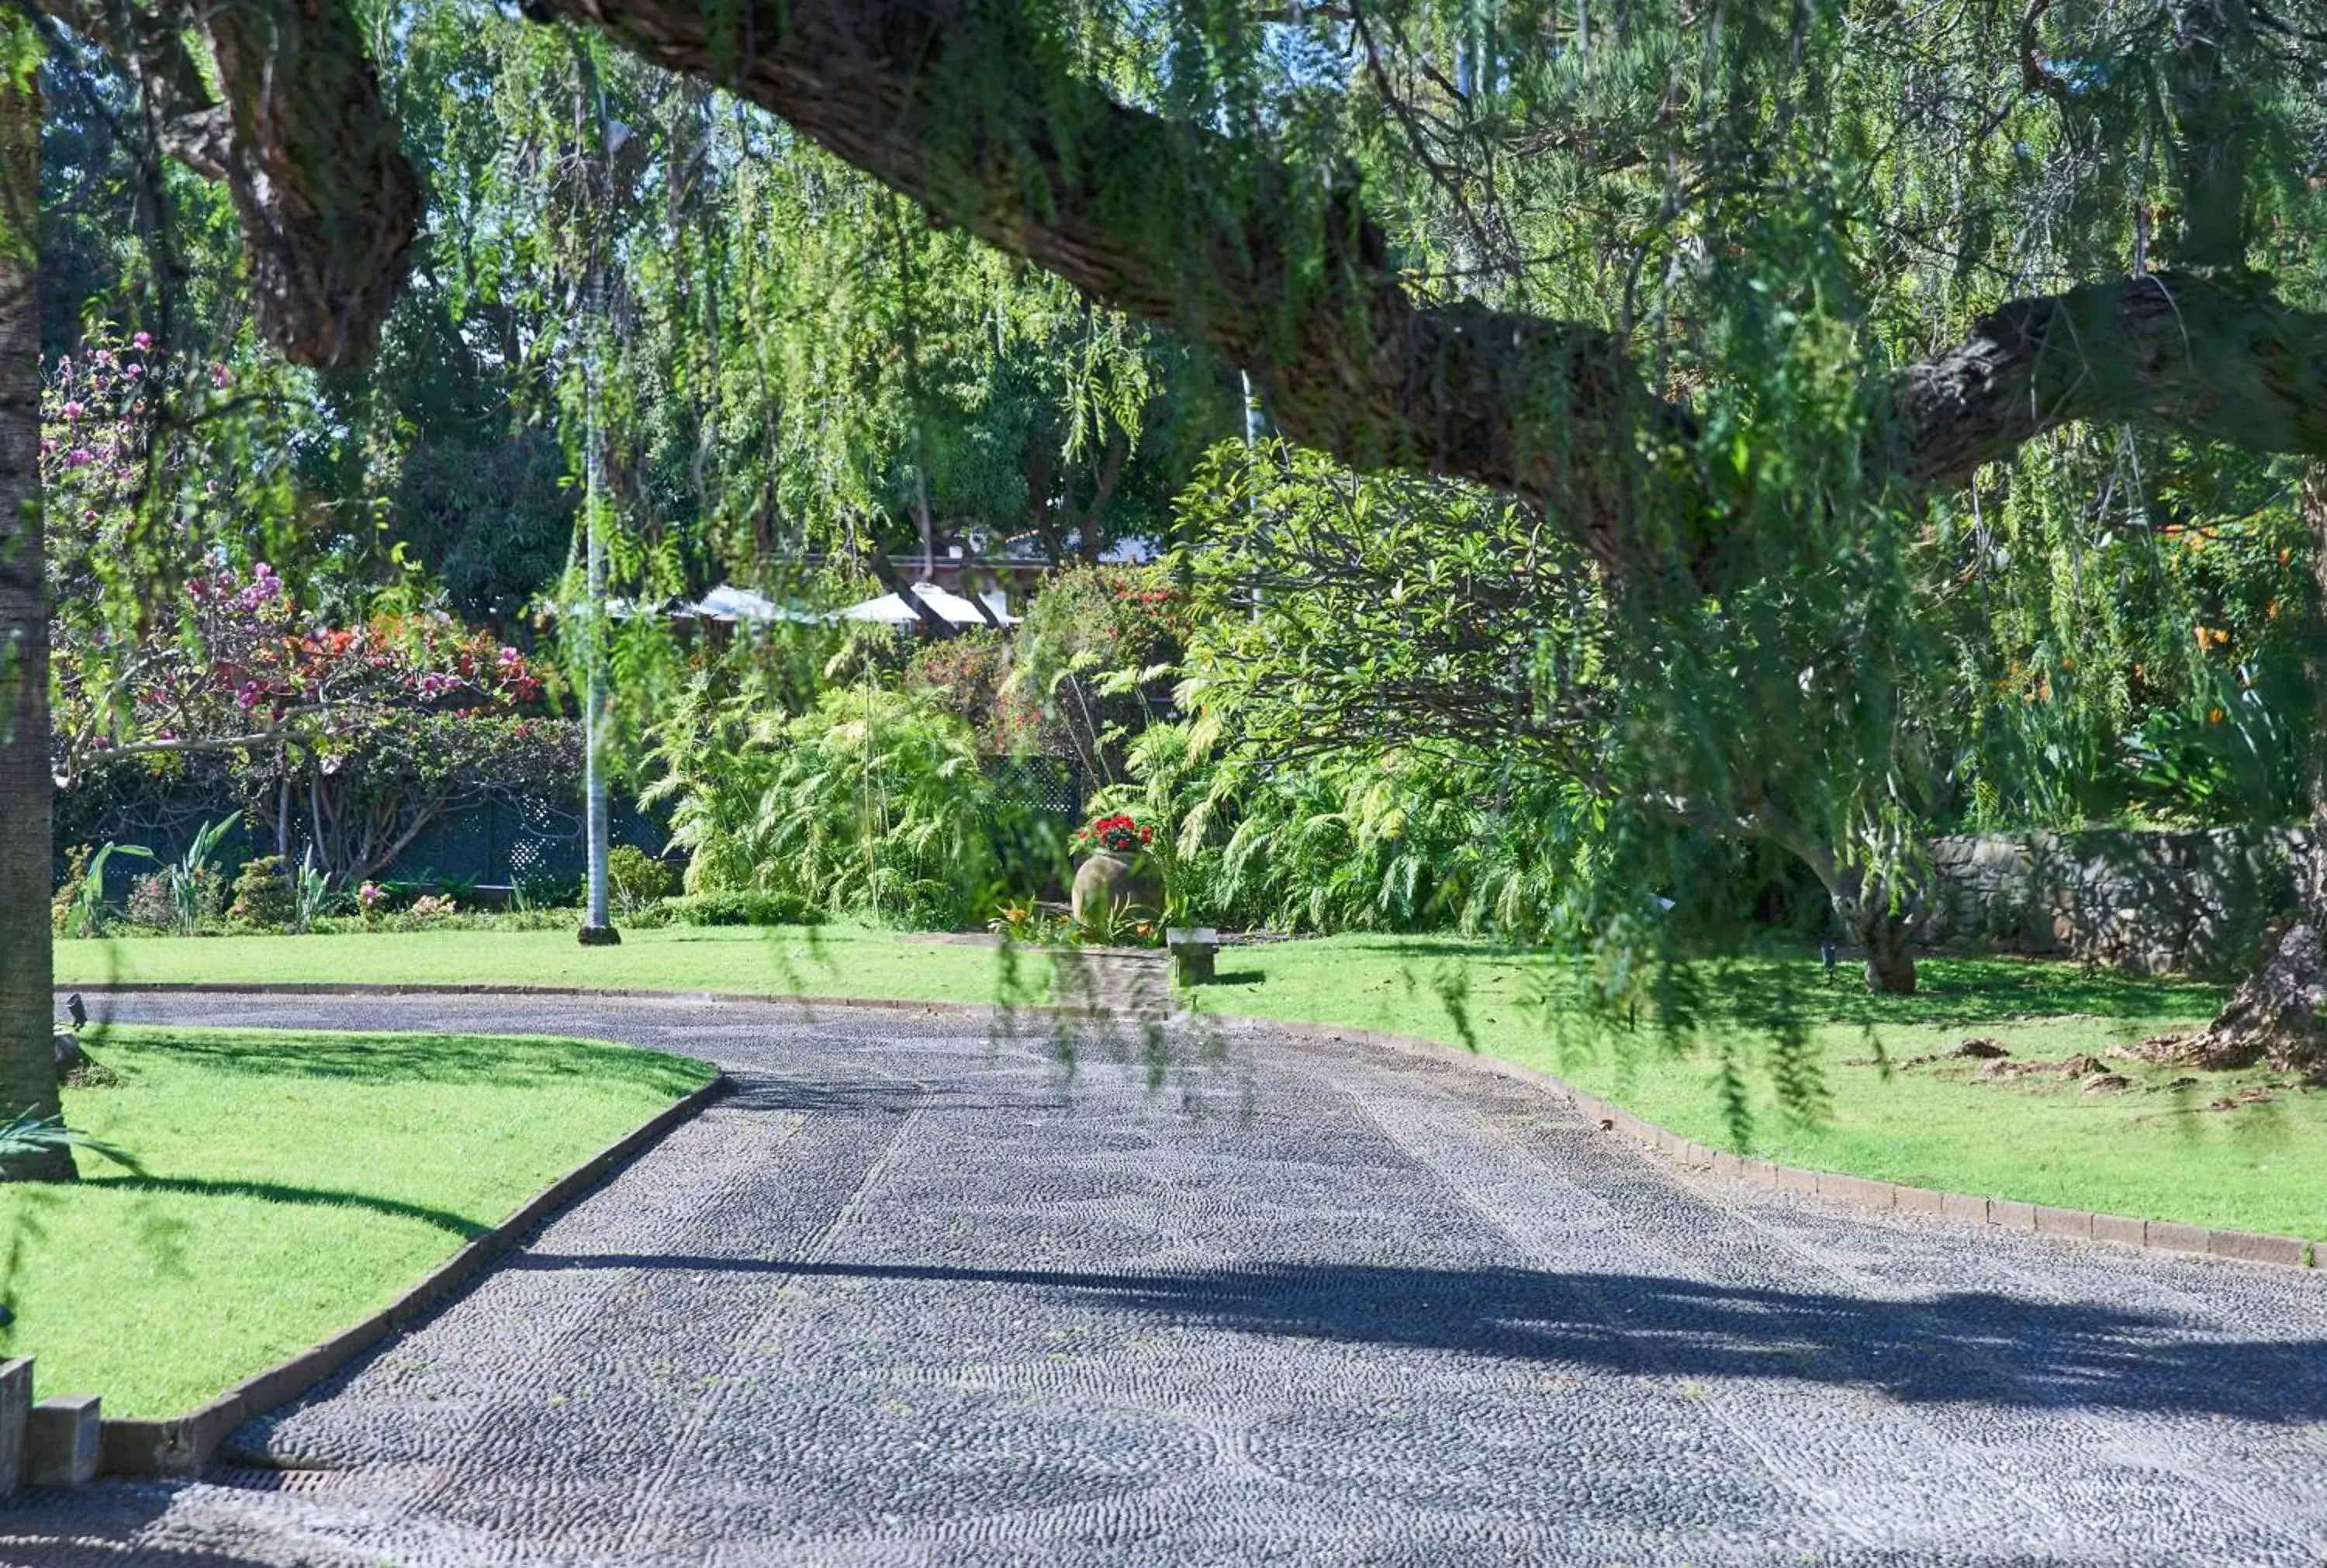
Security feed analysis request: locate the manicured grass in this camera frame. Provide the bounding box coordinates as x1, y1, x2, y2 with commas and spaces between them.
58, 924, 1025, 1005
19, 1026, 713, 1418
57, 927, 2327, 1242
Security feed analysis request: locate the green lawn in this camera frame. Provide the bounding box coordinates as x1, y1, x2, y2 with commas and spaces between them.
58, 924, 1020, 1004
57, 927, 2327, 1242
20, 1025, 713, 1418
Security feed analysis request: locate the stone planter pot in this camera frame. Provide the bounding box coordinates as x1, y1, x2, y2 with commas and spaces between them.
1070, 851, 1160, 924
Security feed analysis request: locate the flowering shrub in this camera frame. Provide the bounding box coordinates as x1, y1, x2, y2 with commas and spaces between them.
44, 324, 580, 889
406, 894, 458, 920
126, 871, 185, 931
903, 632, 1046, 754
1073, 812, 1154, 855
1010, 565, 1187, 775
358, 882, 389, 919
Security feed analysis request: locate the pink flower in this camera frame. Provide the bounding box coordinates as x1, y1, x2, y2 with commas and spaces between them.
209, 364, 230, 389
132, 332, 151, 351
65, 448, 93, 468
61, 400, 82, 420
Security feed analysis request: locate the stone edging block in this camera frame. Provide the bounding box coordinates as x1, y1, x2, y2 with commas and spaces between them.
94, 1067, 730, 1479
26, 1396, 100, 1487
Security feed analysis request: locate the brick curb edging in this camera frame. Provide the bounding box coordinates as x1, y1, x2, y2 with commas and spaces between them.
91, 1062, 731, 1479
63, 982, 2322, 1372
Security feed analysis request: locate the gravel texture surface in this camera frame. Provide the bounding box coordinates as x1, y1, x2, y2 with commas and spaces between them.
6, 990, 2327, 1566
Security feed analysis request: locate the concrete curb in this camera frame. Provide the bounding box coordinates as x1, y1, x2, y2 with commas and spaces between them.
61, 979, 2321, 1451
90, 1062, 730, 1478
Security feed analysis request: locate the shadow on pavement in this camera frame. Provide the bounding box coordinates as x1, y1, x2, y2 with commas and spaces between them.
509, 1251, 2327, 1423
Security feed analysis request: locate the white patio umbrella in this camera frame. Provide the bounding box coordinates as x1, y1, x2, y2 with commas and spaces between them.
685, 582, 822, 623
837, 582, 1016, 627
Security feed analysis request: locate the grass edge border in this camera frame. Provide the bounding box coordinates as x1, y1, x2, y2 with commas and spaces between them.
87, 1046, 728, 1479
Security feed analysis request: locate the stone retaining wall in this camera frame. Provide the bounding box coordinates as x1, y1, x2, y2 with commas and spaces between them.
1921, 827, 2308, 976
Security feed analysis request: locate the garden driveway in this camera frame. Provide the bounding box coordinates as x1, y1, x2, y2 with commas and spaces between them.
9, 989, 2327, 1566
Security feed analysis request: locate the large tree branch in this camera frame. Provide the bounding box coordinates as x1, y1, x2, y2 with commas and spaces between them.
530, 0, 1674, 553
1891, 272, 2327, 489
40, 0, 420, 365
527, 0, 2327, 551
64, 0, 2327, 530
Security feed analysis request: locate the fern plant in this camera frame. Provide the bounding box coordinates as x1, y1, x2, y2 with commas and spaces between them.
648, 683, 996, 927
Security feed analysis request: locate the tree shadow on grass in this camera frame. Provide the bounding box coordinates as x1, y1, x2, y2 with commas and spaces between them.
507, 1253, 2327, 1425
87, 1176, 487, 1238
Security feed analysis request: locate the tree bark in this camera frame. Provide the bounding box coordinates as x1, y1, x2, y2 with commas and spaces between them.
1746, 789, 1921, 995
1848, 896, 1920, 997
0, 26, 74, 1181
42, 0, 420, 366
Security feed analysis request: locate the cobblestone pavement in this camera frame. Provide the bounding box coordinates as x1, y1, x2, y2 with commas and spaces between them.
8, 991, 2327, 1567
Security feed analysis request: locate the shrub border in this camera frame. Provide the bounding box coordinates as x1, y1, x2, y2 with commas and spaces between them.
79, 1032, 728, 1479
60, 979, 2318, 1478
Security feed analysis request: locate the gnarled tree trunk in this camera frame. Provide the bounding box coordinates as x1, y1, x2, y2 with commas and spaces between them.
0, 26, 74, 1181
1831, 872, 1919, 997
1848, 896, 1920, 997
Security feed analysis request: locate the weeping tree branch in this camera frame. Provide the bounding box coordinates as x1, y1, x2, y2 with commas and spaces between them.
520, 0, 2327, 552
44, 0, 2327, 549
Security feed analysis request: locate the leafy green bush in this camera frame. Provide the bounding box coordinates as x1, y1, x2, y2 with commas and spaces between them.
606, 845, 673, 914
628, 890, 821, 927
647, 684, 994, 928
50, 843, 156, 938
513, 867, 581, 910
229, 856, 297, 929
1105, 724, 1589, 941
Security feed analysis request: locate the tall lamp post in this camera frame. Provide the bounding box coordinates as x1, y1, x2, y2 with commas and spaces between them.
576, 107, 633, 948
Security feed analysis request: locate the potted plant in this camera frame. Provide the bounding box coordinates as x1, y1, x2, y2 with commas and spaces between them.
1068, 812, 1160, 926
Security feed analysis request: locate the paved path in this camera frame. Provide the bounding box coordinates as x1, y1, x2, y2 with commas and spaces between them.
8, 991, 2327, 1566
